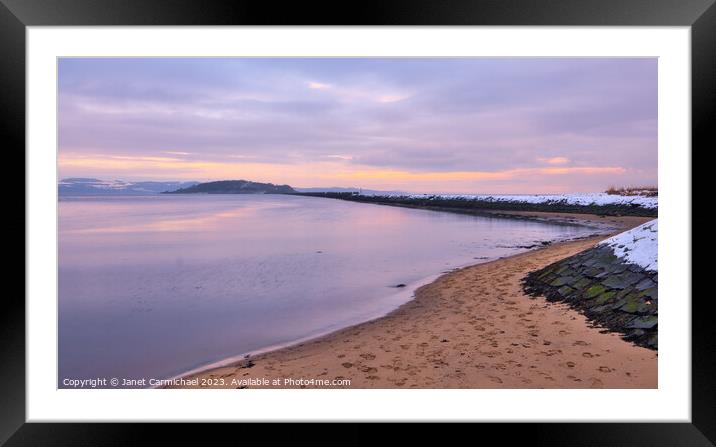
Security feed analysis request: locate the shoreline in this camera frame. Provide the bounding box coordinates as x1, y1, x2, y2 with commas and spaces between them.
293, 192, 649, 232
291, 192, 658, 218
159, 271, 444, 387
168, 212, 656, 389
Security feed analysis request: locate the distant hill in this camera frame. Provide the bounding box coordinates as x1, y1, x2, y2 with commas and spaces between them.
165, 180, 296, 194
59, 178, 200, 195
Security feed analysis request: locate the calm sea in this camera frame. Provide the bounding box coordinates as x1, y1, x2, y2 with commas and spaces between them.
58, 194, 594, 387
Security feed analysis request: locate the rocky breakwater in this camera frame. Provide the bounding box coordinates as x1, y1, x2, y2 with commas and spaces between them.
523, 220, 658, 350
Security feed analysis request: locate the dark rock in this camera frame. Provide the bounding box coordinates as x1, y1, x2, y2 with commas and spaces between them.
634, 278, 655, 290
594, 290, 617, 305
619, 297, 641, 313
554, 265, 572, 275
571, 277, 592, 289
584, 284, 606, 299
616, 288, 634, 299
602, 272, 642, 289
550, 276, 575, 287
582, 258, 600, 268
628, 316, 658, 329
605, 263, 629, 275
625, 328, 646, 339
643, 287, 658, 300
522, 243, 658, 351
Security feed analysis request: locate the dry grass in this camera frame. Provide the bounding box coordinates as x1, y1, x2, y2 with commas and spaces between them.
605, 185, 658, 197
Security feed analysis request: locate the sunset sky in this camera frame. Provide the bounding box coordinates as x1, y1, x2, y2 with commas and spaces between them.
58, 58, 657, 194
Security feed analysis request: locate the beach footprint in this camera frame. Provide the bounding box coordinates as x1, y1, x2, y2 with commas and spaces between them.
487, 375, 503, 384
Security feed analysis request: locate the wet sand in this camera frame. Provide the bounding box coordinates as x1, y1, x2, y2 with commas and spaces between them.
170, 213, 657, 389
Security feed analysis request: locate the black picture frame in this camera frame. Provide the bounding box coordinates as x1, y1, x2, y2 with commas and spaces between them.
5, 0, 710, 444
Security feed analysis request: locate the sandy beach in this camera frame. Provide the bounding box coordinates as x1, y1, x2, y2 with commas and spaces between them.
170, 212, 657, 389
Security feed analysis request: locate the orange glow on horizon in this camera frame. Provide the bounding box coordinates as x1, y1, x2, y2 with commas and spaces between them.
59, 152, 634, 194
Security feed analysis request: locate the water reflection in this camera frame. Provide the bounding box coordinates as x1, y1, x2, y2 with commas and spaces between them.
59, 194, 593, 387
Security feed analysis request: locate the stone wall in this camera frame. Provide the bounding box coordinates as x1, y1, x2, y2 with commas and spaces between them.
294, 192, 658, 217
522, 245, 657, 350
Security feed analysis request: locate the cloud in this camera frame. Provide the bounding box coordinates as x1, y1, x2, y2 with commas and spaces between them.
334, 166, 625, 182
376, 94, 411, 103
163, 151, 191, 156
58, 58, 657, 193
308, 81, 332, 90
539, 156, 569, 165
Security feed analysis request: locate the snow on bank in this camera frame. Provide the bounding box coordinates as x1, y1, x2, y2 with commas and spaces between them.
358, 192, 658, 209
599, 219, 658, 272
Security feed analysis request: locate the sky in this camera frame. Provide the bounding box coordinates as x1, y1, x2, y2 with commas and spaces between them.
58, 58, 657, 194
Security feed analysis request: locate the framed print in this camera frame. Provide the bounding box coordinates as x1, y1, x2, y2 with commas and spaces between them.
6, 0, 712, 443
